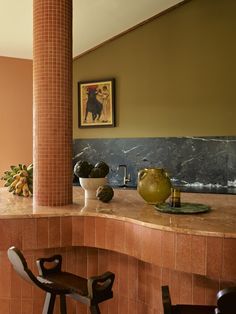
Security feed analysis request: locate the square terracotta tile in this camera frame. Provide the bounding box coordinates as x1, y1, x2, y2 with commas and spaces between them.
22, 219, 37, 250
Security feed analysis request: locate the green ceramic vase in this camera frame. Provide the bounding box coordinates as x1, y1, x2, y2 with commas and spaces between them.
137, 168, 172, 204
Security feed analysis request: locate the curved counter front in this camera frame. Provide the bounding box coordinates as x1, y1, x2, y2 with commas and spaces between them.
0, 187, 235, 314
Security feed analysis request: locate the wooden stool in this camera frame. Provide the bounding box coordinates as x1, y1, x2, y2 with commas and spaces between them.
162, 286, 214, 314
8, 246, 115, 314
162, 285, 236, 314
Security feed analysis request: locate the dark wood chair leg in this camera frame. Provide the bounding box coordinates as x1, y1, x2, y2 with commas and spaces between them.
90, 304, 101, 314
43, 292, 56, 314
60, 294, 67, 314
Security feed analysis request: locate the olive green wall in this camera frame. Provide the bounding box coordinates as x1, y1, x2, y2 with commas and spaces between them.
73, 0, 236, 139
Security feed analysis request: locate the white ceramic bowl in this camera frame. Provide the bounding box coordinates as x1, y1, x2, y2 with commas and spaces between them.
79, 177, 107, 199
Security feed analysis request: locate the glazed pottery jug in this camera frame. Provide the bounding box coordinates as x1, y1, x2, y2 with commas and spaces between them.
137, 168, 172, 204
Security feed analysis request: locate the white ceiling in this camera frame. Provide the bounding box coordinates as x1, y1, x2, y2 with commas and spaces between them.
0, 0, 184, 59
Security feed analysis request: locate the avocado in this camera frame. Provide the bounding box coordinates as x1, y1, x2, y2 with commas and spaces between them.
96, 185, 114, 202
74, 160, 94, 178
89, 167, 104, 178
94, 161, 109, 177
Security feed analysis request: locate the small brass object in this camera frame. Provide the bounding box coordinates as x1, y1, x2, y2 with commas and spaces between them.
170, 188, 181, 208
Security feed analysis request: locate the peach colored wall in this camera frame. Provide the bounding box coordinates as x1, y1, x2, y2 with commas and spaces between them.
0, 56, 32, 186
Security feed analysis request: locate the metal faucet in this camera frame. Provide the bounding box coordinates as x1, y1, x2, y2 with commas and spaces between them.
118, 164, 131, 186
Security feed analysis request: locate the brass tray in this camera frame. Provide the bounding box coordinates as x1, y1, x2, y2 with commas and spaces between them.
155, 202, 211, 214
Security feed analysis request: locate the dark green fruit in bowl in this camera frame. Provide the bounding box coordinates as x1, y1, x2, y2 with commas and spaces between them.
96, 185, 114, 202
94, 161, 109, 177
74, 160, 94, 178
89, 168, 104, 178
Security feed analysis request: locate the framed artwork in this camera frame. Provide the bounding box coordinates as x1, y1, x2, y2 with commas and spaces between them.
78, 78, 115, 128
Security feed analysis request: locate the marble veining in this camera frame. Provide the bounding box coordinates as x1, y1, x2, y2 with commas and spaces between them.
73, 136, 236, 191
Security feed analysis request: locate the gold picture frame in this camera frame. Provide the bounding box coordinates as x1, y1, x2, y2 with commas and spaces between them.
78, 78, 115, 128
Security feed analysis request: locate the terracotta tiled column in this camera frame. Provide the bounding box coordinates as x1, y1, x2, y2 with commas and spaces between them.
33, 0, 73, 205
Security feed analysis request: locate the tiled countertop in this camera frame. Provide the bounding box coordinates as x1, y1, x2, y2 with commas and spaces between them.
0, 187, 235, 238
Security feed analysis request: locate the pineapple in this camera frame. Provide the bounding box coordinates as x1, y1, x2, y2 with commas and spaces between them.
1, 164, 33, 197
